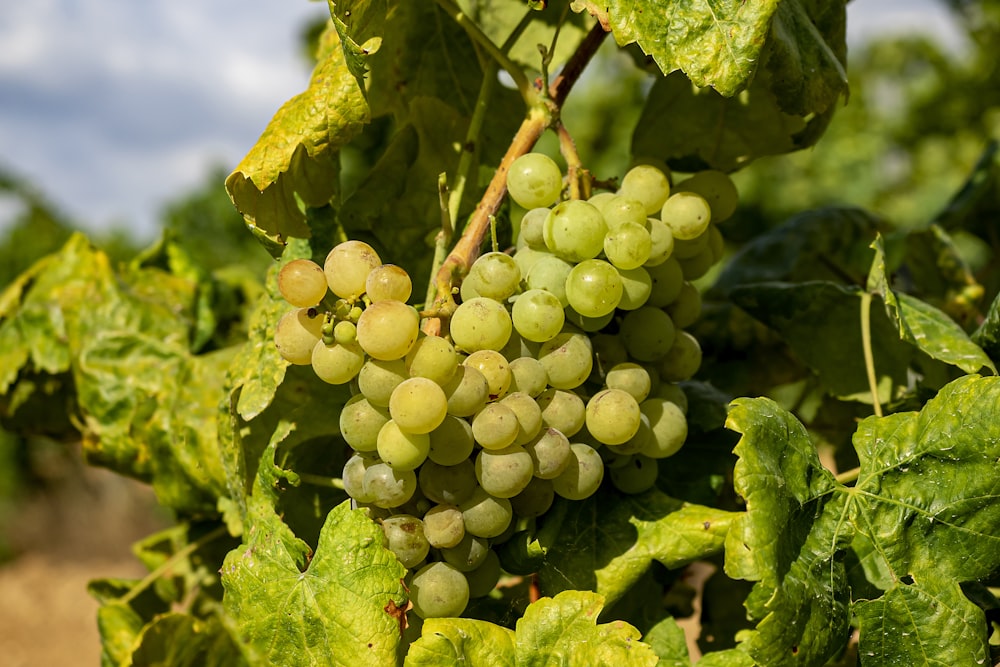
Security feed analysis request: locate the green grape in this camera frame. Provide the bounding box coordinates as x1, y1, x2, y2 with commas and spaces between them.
551, 443, 605, 500
450, 297, 513, 353
509, 477, 555, 518
646, 258, 684, 308
418, 459, 477, 506
661, 192, 712, 241
654, 383, 688, 414
365, 263, 412, 303
500, 328, 539, 362
381, 515, 430, 568
376, 420, 430, 470
591, 334, 629, 375
363, 463, 417, 508
518, 207, 551, 249
311, 339, 365, 385
397, 493, 433, 520
463, 350, 511, 400
543, 200, 607, 262
441, 364, 489, 417
389, 377, 448, 434
471, 402, 520, 451
428, 415, 476, 466
707, 224, 725, 263
678, 245, 715, 280
536, 388, 586, 437
460, 272, 483, 302
586, 191, 616, 212
523, 427, 571, 479
511, 289, 565, 343
468, 252, 521, 302
440, 533, 490, 572
500, 391, 543, 445
508, 356, 548, 397
600, 195, 648, 231
639, 398, 688, 458
644, 218, 675, 266
333, 320, 357, 345
513, 246, 549, 277
605, 362, 652, 402
658, 330, 702, 382
423, 503, 465, 549
464, 549, 502, 598
475, 445, 534, 499
537, 331, 594, 390
563, 305, 614, 333
620, 307, 676, 362
674, 169, 738, 222
459, 486, 513, 538
342, 453, 378, 503
619, 164, 671, 215
666, 282, 702, 329
671, 229, 710, 260
356, 299, 420, 361
525, 254, 573, 307
616, 266, 653, 311
600, 446, 632, 470
275, 307, 324, 365
506, 153, 563, 209
340, 395, 390, 453
358, 358, 408, 407
564, 259, 623, 319
604, 221, 652, 270
324, 240, 382, 299
405, 335, 458, 386
586, 389, 642, 445
278, 258, 328, 307
409, 561, 470, 619
610, 454, 659, 494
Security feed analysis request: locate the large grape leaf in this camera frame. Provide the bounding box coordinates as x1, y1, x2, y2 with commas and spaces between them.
226, 22, 370, 248
724, 397, 852, 666
328, 0, 386, 85
867, 235, 996, 375
535, 488, 735, 605
221, 443, 407, 666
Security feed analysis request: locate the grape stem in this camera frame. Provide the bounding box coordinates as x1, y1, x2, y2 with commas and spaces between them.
424, 21, 608, 332
556, 121, 590, 200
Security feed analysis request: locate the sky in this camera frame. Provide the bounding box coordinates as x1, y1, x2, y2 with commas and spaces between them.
0, 0, 966, 241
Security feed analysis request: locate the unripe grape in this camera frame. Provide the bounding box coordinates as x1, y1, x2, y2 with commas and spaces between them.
507, 153, 563, 209
409, 562, 469, 619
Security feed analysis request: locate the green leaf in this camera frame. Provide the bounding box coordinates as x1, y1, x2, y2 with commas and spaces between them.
328, 0, 386, 85
867, 235, 995, 375
724, 397, 852, 666
972, 289, 1000, 362
640, 616, 691, 666
226, 23, 369, 247
128, 612, 249, 667
849, 375, 1000, 584
536, 488, 735, 605
404, 618, 515, 666
221, 444, 407, 666
729, 281, 912, 401
854, 576, 991, 667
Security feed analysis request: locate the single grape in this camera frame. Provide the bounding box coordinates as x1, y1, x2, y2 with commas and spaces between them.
508, 356, 549, 397
450, 297, 513, 353
389, 377, 448, 434
475, 445, 534, 499
365, 264, 412, 303
275, 308, 324, 365
536, 388, 586, 437
356, 299, 420, 361
340, 395, 390, 453
423, 504, 465, 549
440, 533, 490, 572
381, 515, 429, 569
342, 453, 378, 503
543, 200, 607, 262
537, 331, 594, 390
459, 486, 513, 538
311, 339, 364, 384
600, 195, 648, 230
666, 281, 702, 329
646, 258, 684, 308
427, 415, 476, 466
500, 328, 539, 362
586, 388, 642, 446
409, 561, 470, 619
523, 427, 571, 479
671, 229, 710, 260
616, 266, 653, 311
499, 391, 543, 445
441, 364, 489, 417
507, 153, 563, 209
564, 259, 623, 319
405, 335, 458, 386
551, 443, 605, 500
333, 320, 358, 345
509, 476, 555, 518
518, 207, 550, 249
661, 192, 712, 241
358, 358, 408, 407
639, 398, 688, 458
363, 463, 417, 508
605, 362, 652, 402
525, 254, 573, 307
471, 402, 520, 451
511, 289, 565, 343
678, 246, 715, 281
463, 350, 511, 400
674, 169, 738, 222
610, 453, 659, 494
563, 305, 614, 333
591, 334, 629, 375
620, 307, 676, 362
619, 164, 671, 215
464, 549, 502, 598
467, 252, 521, 302
324, 240, 382, 299
418, 459, 478, 506
586, 191, 616, 213
658, 330, 702, 382
654, 383, 688, 414
376, 420, 430, 470
513, 246, 549, 277
604, 221, 652, 270
278, 258, 328, 307
644, 218, 675, 266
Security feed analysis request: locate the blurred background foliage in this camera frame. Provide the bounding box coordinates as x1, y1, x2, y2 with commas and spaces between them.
1, 0, 999, 560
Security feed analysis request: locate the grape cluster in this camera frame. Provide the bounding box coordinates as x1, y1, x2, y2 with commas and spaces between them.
272, 153, 736, 619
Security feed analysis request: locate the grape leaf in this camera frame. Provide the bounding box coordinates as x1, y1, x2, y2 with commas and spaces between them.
867, 235, 996, 375
328, 0, 386, 85
221, 443, 407, 666
404, 618, 515, 666
724, 396, 852, 666
536, 488, 735, 605
128, 612, 249, 667
226, 23, 369, 248
972, 289, 1000, 363
639, 616, 691, 666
